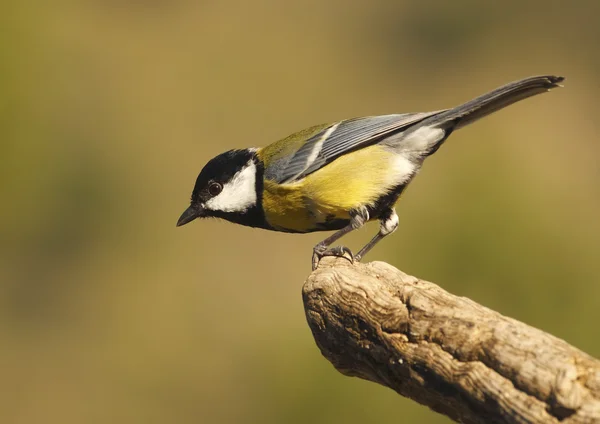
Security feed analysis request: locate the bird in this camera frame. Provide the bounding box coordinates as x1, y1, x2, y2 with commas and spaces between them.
177, 75, 564, 270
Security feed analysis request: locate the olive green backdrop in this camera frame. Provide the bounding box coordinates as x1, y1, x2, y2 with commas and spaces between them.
1, 1, 599, 423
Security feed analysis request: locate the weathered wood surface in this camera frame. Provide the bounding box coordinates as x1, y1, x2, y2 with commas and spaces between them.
303, 257, 600, 424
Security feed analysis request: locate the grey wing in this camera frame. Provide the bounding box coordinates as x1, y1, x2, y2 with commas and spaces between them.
274, 111, 443, 184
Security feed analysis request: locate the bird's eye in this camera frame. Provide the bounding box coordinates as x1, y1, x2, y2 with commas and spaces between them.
208, 182, 223, 196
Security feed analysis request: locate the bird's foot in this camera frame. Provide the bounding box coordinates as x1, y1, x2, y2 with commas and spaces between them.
312, 245, 354, 270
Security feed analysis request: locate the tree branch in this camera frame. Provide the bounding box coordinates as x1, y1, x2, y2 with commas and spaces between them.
302, 257, 600, 424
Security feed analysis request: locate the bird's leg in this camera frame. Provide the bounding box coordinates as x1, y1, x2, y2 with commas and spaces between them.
311, 225, 355, 270
354, 209, 399, 262
312, 207, 369, 270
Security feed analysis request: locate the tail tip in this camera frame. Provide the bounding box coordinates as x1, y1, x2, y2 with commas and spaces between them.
546, 75, 565, 88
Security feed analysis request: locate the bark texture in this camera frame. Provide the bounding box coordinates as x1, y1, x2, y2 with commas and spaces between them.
302, 257, 600, 424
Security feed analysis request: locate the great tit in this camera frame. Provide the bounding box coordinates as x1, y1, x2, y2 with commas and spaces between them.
177, 75, 563, 269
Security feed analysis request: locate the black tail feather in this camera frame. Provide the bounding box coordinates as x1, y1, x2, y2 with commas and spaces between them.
423, 75, 564, 130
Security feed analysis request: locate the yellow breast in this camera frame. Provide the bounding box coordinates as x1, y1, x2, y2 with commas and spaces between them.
262, 145, 413, 232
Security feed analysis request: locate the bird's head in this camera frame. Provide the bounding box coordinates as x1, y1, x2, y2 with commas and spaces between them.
177, 148, 262, 227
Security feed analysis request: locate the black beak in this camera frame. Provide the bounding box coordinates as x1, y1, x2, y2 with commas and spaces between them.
176, 206, 202, 227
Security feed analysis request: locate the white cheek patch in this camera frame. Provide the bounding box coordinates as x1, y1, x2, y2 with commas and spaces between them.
205, 160, 257, 212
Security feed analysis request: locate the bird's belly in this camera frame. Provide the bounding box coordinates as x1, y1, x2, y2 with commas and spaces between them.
262, 146, 414, 232
262, 182, 319, 232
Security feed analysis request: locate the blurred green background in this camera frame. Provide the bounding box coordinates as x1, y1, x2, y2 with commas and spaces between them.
1, 1, 599, 423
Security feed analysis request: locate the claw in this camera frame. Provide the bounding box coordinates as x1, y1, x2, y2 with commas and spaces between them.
326, 246, 355, 262
312, 245, 355, 270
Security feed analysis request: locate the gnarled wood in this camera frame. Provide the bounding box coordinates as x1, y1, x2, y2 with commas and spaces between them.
303, 257, 600, 424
